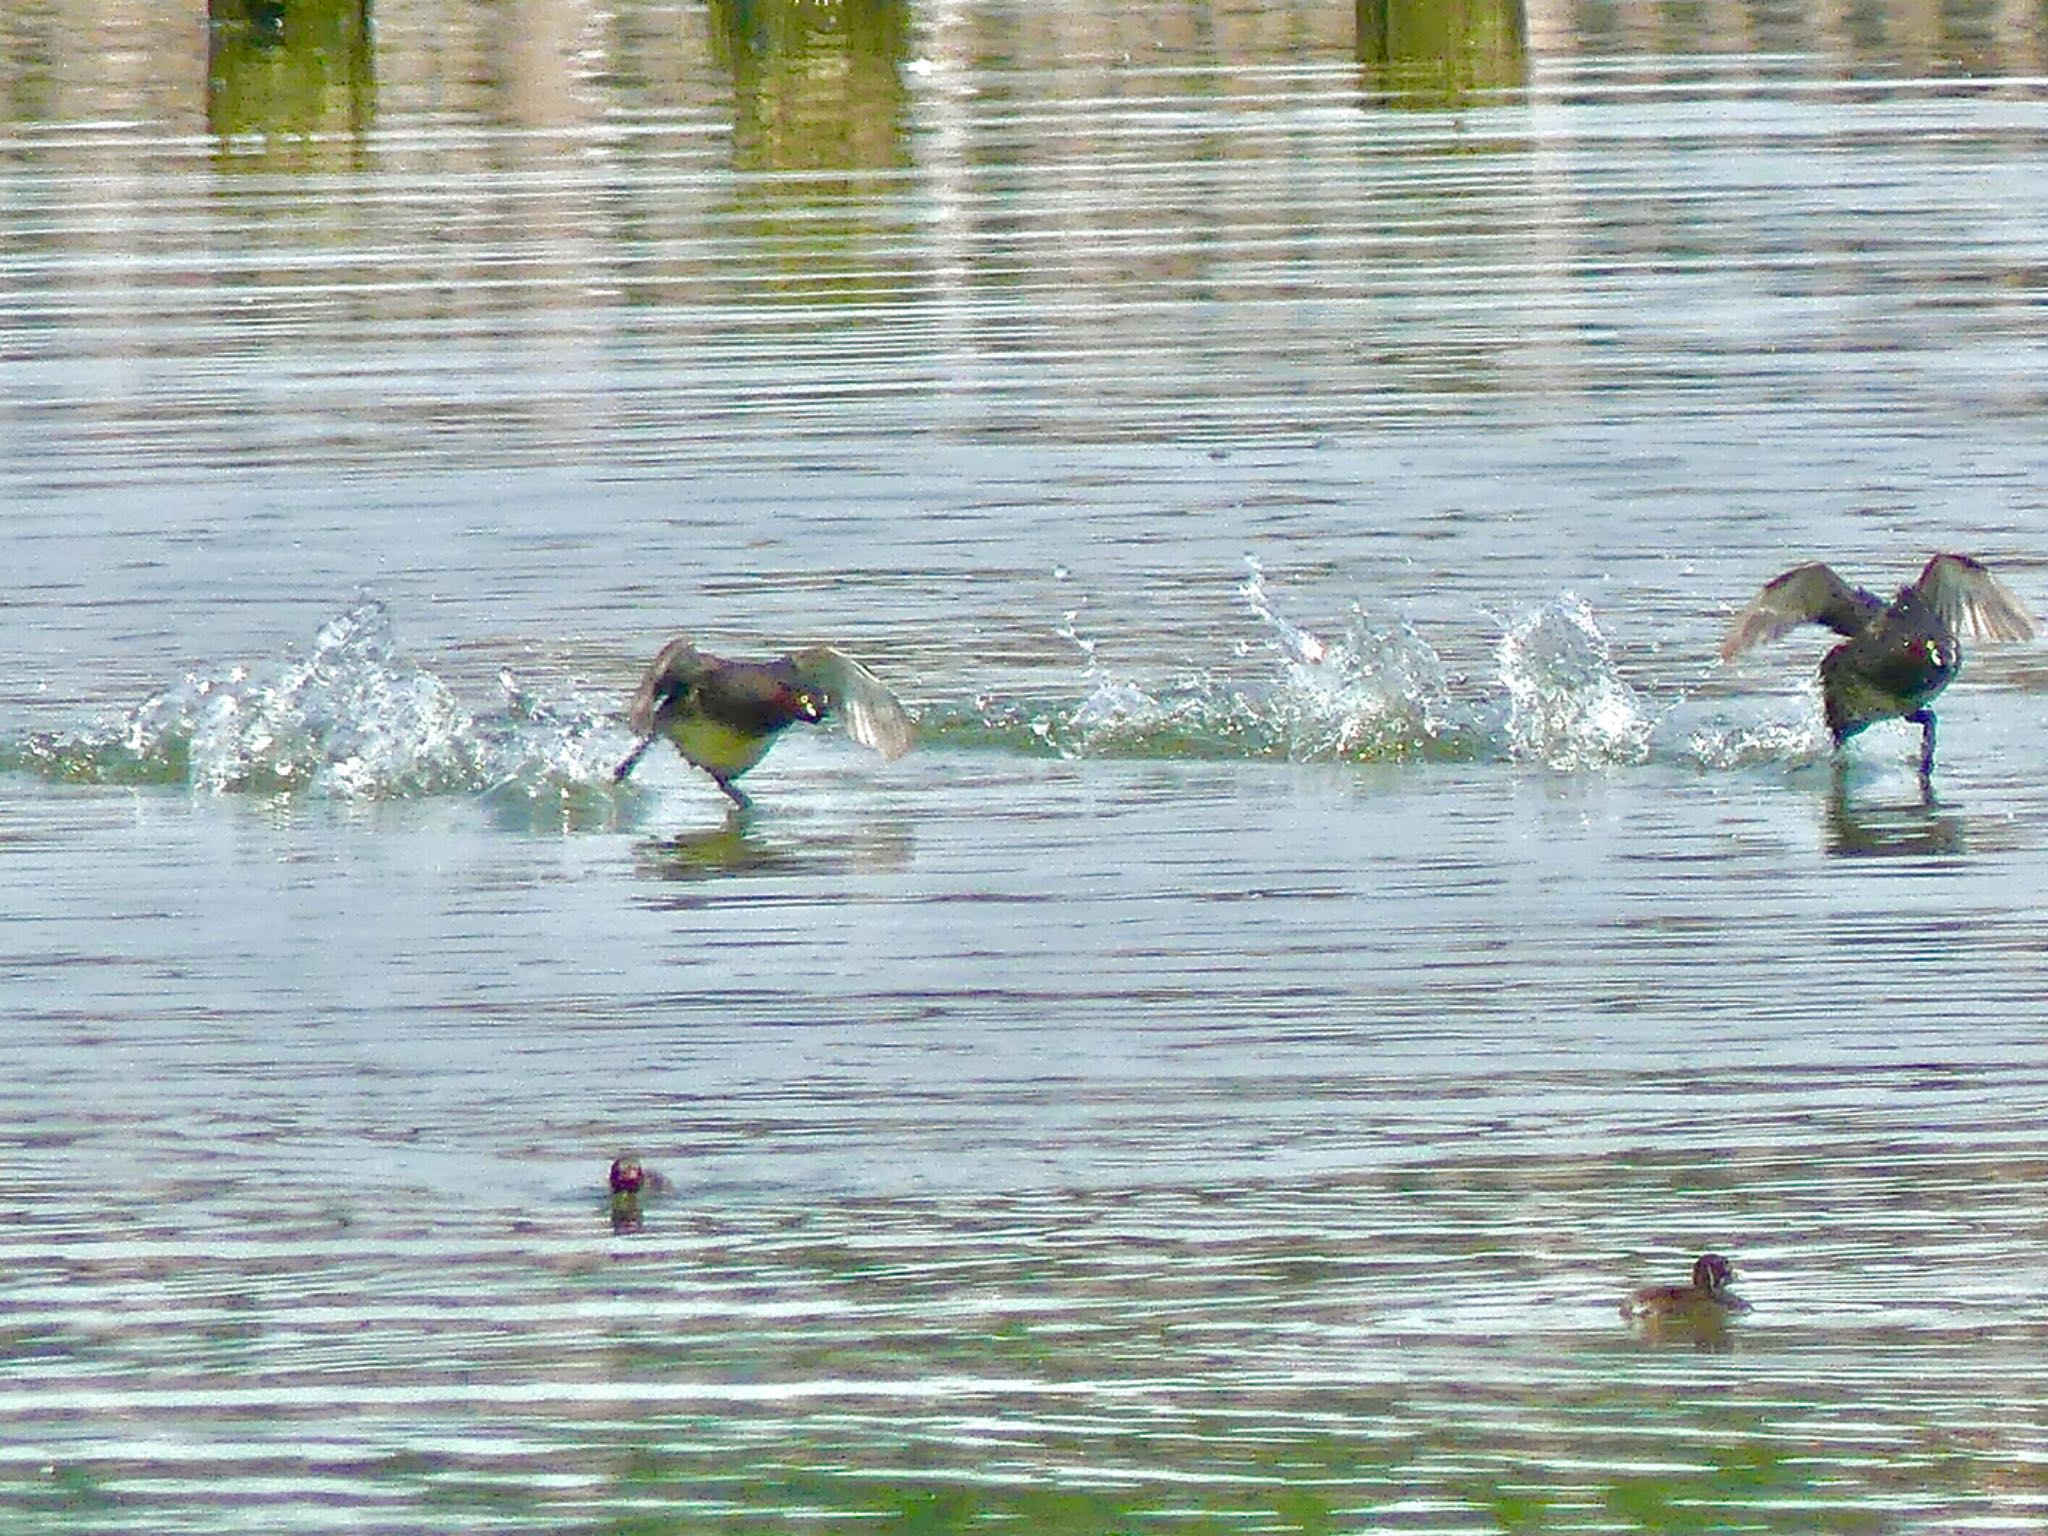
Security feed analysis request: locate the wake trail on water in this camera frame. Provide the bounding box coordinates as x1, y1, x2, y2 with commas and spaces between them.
2, 602, 628, 821
3, 570, 1831, 802
946, 561, 1829, 774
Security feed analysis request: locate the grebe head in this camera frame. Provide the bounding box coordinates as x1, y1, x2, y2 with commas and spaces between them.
1692, 1253, 1736, 1296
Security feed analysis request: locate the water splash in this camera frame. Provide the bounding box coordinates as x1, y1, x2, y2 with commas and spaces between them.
1027, 604, 1267, 760
476, 670, 644, 830
1496, 596, 1652, 769
1057, 673, 1269, 760
1239, 559, 1330, 670
1685, 711, 1830, 772
6, 603, 629, 809
4, 603, 460, 793
190, 603, 483, 796
947, 568, 1619, 768
1242, 560, 1464, 762
926, 576, 1678, 771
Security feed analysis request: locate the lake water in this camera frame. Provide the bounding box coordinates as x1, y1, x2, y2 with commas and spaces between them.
6, 0, 2048, 1530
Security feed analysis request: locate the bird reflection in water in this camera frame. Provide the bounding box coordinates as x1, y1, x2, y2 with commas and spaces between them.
632, 809, 913, 886
1823, 761, 1966, 859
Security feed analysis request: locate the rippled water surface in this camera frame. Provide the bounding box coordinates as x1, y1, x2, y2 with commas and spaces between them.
8, 1, 2048, 1530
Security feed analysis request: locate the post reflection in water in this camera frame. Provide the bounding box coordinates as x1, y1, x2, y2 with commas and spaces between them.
1356, 0, 1526, 103
705, 0, 911, 174
206, 0, 374, 150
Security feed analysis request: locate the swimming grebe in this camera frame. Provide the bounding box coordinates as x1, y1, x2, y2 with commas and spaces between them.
1621, 1252, 1749, 1331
